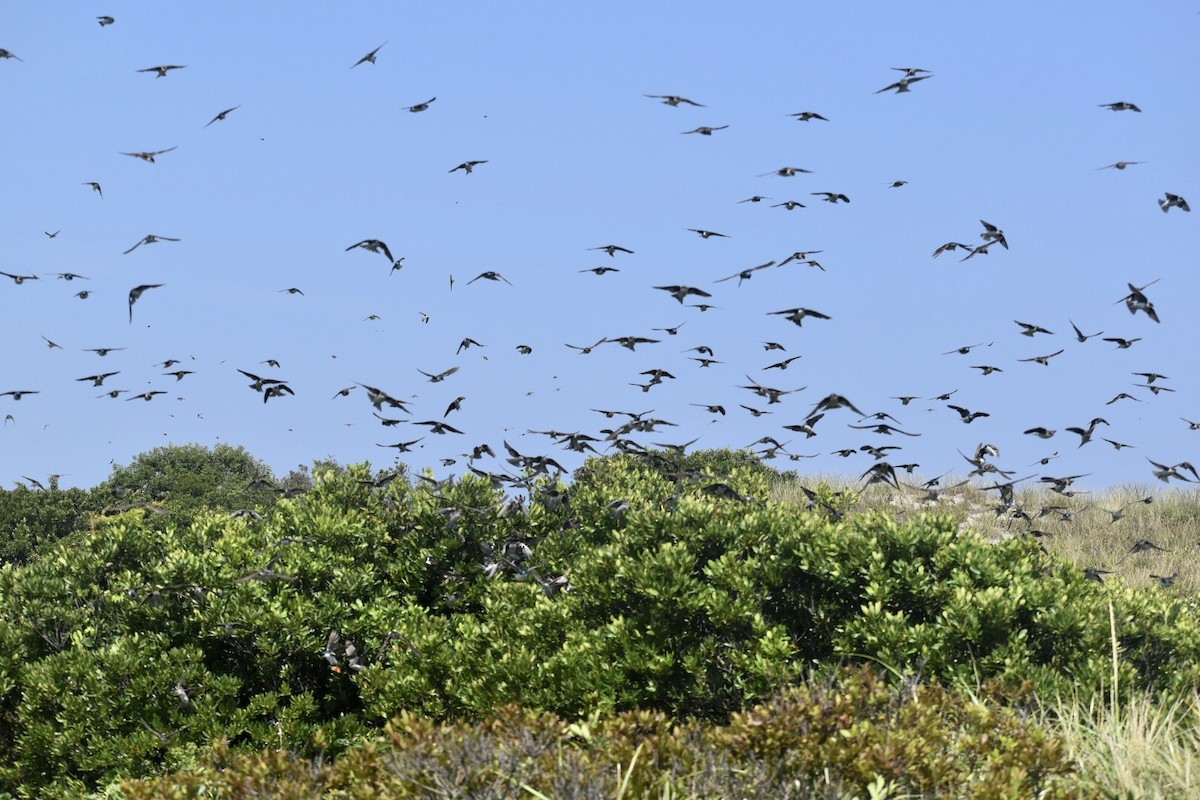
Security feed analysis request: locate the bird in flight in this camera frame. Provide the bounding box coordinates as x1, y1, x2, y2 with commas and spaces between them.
82, 181, 103, 198
645, 94, 704, 107
128, 284, 164, 323
403, 97, 436, 112
346, 239, 394, 262
1097, 161, 1143, 170
1018, 349, 1065, 366
77, 372, 120, 387
688, 228, 729, 239
0, 271, 38, 284
681, 125, 728, 135
121, 146, 177, 163
769, 307, 832, 326
418, 366, 460, 383
655, 285, 711, 304
876, 73, 933, 94
138, 65, 186, 77
124, 234, 180, 254
1, 390, 38, 400
759, 166, 812, 177
1099, 101, 1140, 112
811, 192, 850, 204
1069, 320, 1103, 342
580, 266, 619, 275
715, 260, 774, 286
449, 160, 488, 174
590, 244, 634, 257
1159, 193, 1190, 213
468, 271, 512, 285
97, 16, 115, 26
0, 49, 23, 62
352, 42, 386, 68
85, 347, 124, 357
204, 105, 241, 127
772, 200, 806, 210
789, 111, 829, 121
1014, 320, 1052, 337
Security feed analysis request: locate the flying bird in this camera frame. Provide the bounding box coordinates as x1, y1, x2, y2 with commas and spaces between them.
418, 366, 460, 383
1097, 161, 1143, 170
689, 228, 729, 239
1099, 101, 1140, 112
645, 94, 704, 107
875, 74, 933, 94
82, 182, 103, 198
1018, 349, 1065, 366
204, 105, 241, 127
589, 244, 634, 257
681, 126, 728, 135
0, 49, 23, 62
402, 97, 436, 112
137, 65, 186, 77
449, 160, 488, 174
97, 16, 115, 26
121, 147, 177, 163
759, 166, 812, 177
123, 234, 180, 254
655, 284, 711, 303
811, 192, 850, 203
468, 271, 512, 285
345, 239, 394, 262
128, 284, 164, 323
352, 42, 386, 68
1159, 193, 1190, 213
789, 111, 829, 121
1070, 321, 1103, 342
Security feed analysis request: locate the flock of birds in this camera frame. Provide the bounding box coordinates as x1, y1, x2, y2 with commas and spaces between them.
1, 14, 1195, 550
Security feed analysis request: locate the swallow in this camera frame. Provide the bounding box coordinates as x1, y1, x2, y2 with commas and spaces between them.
1107, 393, 1141, 405
1159, 193, 1190, 213
808, 393, 865, 418
378, 438, 424, 452
128, 284, 164, 323
164, 370, 193, 381
1018, 349, 1064, 366
280, 287, 304, 295
764, 355, 802, 370
789, 111, 828, 121
124, 234, 180, 254
126, 391, 167, 402
777, 250, 824, 266
611, 336, 659, 351
715, 261, 774, 285
690, 403, 725, 416
979, 220, 1008, 249
1065, 418, 1109, 447
768, 307, 831, 326
971, 365, 1003, 375
932, 242, 973, 258
850, 423, 921, 437
811, 192, 850, 203
42, 336, 63, 349
1, 390, 38, 400
352, 42, 386, 68
876, 74, 933, 94
457, 336, 485, 354
689, 228, 729, 239
263, 384, 295, 403
681, 125, 728, 135
1103, 337, 1141, 349
203, 105, 241, 127
786, 417, 825, 437
85, 347, 124, 357
402, 97, 436, 112
759, 166, 812, 177
1099, 101, 1140, 112
947, 404, 990, 423
771, 200, 806, 210
565, 338, 607, 354
1024, 427, 1056, 439
1097, 161, 1143, 170
359, 384, 410, 412
1136, 383, 1175, 396
1014, 320, 1053, 337
739, 196, 770, 204
654, 284, 711, 303
0, 271, 38, 284
651, 322, 685, 336
75, 290, 91, 299
888, 180, 908, 188
0, 49, 23, 61
138, 64, 186, 77
943, 342, 990, 355
1102, 438, 1136, 450
516, 345, 533, 354
644, 94, 703, 107
77, 372, 120, 387
579, 266, 619, 275
418, 366, 460, 382
121, 147, 177, 163
1069, 320, 1103, 342
468, 271, 512, 285
449, 160, 488, 174
589, 244, 634, 257
1117, 280, 1160, 322
345, 239, 393, 262
97, 16, 115, 26
413, 420, 464, 435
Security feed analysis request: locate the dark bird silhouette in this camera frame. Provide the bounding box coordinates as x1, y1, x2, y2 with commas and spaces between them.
468, 271, 512, 285
263, 384, 294, 403
759, 166, 812, 177
645, 94, 704, 107
1099, 101, 1141, 112
378, 438, 424, 452
128, 284, 164, 323
948, 404, 990, 423
77, 372, 119, 387
124, 234, 180, 254
789, 111, 829, 121
1065, 418, 1109, 447
808, 393, 865, 418
449, 160, 488, 174
1015, 320, 1053, 337
121, 147, 177, 163
590, 244, 634, 257
681, 126, 728, 135
352, 42, 386, 68
1070, 320, 1103, 342
771, 200, 806, 210
932, 242, 972, 258
715, 261, 774, 285
418, 366, 460, 383
1098, 161, 1143, 170
82, 181, 103, 198
204, 105, 241, 127
346, 239, 393, 262
689, 228, 729, 239
0, 271, 39, 284
0, 390, 38, 401
655, 284, 711, 303
403, 97, 436, 112
1103, 337, 1141, 349
413, 420, 464, 435
580, 266, 619, 275
1159, 193, 1189, 213
768, 307, 831, 326
137, 65, 186, 77
811, 192, 850, 203
1018, 349, 1065, 366
97, 16, 115, 26
876, 73, 933, 94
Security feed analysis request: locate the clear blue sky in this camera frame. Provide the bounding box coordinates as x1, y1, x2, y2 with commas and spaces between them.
2, 2, 1197, 491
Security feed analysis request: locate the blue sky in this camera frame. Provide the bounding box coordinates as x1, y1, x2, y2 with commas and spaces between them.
1, 2, 1197, 491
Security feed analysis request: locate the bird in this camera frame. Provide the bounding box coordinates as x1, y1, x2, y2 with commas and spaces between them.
1014, 320, 1053, 337
0, 49, 23, 62
789, 111, 829, 121
932, 242, 973, 258
444, 397, 466, 417
688, 228, 729, 239
655, 285, 711, 304
808, 393, 865, 418
378, 438, 424, 452
449, 160, 488, 174
1099, 101, 1140, 112
75, 290, 91, 299
516, 345, 533, 354
82, 182, 103, 198
128, 284, 164, 323
715, 261, 774, 285
948, 404, 990, 423
456, 337, 484, 354
84, 347, 124, 357
402, 97, 436, 112
759, 166, 812, 177
875, 74, 933, 94
352, 43, 386, 68
137, 65, 186, 77
943, 342, 990, 355
280, 287, 304, 295
681, 126, 728, 135
418, 366, 460, 383
764, 355, 802, 370
610, 336, 659, 351
1103, 337, 1141, 350
589, 244, 635, 257
97, 16, 115, 26
771, 200, 806, 211
1, 390, 39, 400
971, 365, 1003, 376
1025, 427, 1056, 439
77, 372, 120, 387
1097, 161, 1143, 170
126, 391, 168, 402
42, 336, 62, 349
768, 307, 831, 326
811, 192, 850, 204
468, 271, 512, 285
1069, 321, 1103, 342
645, 94, 704, 107
1159, 193, 1190, 213
1117, 280, 1160, 322
345, 239, 394, 262
739, 196, 770, 204
263, 384, 295, 403
1018, 350, 1065, 366
413, 420, 464, 435
121, 147, 177, 163
44, 230, 61, 238
124, 234, 180, 254
1065, 418, 1109, 447
0, 271, 39, 284
579, 266, 619, 275
979, 220, 1009, 249
204, 105, 241, 127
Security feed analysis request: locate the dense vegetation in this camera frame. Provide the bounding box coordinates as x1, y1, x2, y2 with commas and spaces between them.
1, 444, 1198, 797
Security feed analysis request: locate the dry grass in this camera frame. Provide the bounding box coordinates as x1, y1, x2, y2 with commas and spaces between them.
770, 474, 1200, 594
